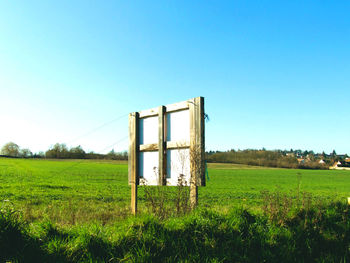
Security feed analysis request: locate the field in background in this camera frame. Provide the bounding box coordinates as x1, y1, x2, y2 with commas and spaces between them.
2, 157, 350, 262
0, 157, 349, 225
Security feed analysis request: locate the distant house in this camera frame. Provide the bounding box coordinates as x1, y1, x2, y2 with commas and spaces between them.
319, 159, 325, 164
330, 160, 350, 170
330, 161, 339, 169
297, 158, 305, 164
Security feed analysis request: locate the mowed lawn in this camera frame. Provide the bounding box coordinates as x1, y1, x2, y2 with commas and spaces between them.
0, 157, 349, 224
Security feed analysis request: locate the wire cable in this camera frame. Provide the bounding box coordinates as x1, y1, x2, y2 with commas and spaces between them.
54, 135, 129, 175
67, 113, 129, 145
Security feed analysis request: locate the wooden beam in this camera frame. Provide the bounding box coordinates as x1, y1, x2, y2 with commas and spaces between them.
129, 112, 139, 215
139, 143, 158, 152
197, 97, 205, 186
165, 100, 189, 113
166, 140, 190, 149
189, 97, 205, 209
139, 99, 190, 118
139, 107, 159, 118
158, 106, 166, 185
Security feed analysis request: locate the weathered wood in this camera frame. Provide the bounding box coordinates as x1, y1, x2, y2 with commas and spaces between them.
129, 112, 139, 215
139, 143, 158, 152
197, 97, 205, 186
139, 107, 158, 118
166, 140, 190, 149
189, 97, 205, 209
190, 181, 198, 209
158, 106, 166, 185
139, 99, 190, 118
165, 100, 189, 113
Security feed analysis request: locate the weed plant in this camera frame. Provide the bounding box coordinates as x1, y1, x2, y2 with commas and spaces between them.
142, 174, 191, 218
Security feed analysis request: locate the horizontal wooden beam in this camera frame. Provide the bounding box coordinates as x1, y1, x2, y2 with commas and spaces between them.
140, 143, 158, 152
167, 141, 190, 149
166, 100, 190, 113
139, 107, 159, 118
139, 99, 191, 118
140, 141, 190, 152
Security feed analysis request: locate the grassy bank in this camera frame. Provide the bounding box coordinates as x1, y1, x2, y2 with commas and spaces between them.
1, 202, 350, 262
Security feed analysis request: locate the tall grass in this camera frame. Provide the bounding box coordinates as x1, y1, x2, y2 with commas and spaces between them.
1, 200, 350, 262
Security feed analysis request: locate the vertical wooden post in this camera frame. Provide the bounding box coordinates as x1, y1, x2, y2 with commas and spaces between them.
158, 106, 166, 186
189, 97, 205, 209
129, 112, 139, 215
198, 97, 205, 186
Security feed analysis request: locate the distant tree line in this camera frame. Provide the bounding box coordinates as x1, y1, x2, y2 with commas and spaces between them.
0, 142, 33, 158
0, 142, 127, 160
206, 149, 347, 169
1, 142, 348, 169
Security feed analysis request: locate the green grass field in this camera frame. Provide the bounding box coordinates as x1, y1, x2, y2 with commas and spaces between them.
0, 157, 349, 225
2, 157, 350, 262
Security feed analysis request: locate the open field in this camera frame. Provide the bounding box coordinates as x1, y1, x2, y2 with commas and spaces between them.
1, 157, 350, 262
0, 157, 349, 224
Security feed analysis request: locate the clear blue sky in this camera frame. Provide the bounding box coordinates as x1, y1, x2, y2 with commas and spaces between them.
0, 1, 349, 154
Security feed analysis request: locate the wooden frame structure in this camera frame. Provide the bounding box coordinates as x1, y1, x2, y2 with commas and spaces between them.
128, 97, 205, 214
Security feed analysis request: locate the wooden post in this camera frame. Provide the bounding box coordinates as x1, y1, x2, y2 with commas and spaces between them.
129, 112, 139, 215
189, 97, 205, 209
158, 106, 166, 185
197, 97, 205, 186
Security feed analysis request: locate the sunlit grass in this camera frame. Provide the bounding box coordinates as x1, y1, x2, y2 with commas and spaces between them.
0, 157, 350, 225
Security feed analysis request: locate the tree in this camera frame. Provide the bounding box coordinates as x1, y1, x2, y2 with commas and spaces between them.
45, 143, 69, 159
20, 148, 33, 158
331, 150, 337, 157
1, 142, 20, 157
69, 145, 86, 159
33, 151, 45, 158
107, 149, 117, 159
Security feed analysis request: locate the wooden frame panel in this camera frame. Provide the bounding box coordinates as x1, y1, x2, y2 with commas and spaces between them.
129, 97, 204, 187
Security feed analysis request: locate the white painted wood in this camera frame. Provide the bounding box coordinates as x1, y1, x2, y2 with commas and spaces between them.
139, 151, 159, 185
166, 110, 190, 142
166, 149, 190, 186
139, 116, 158, 145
